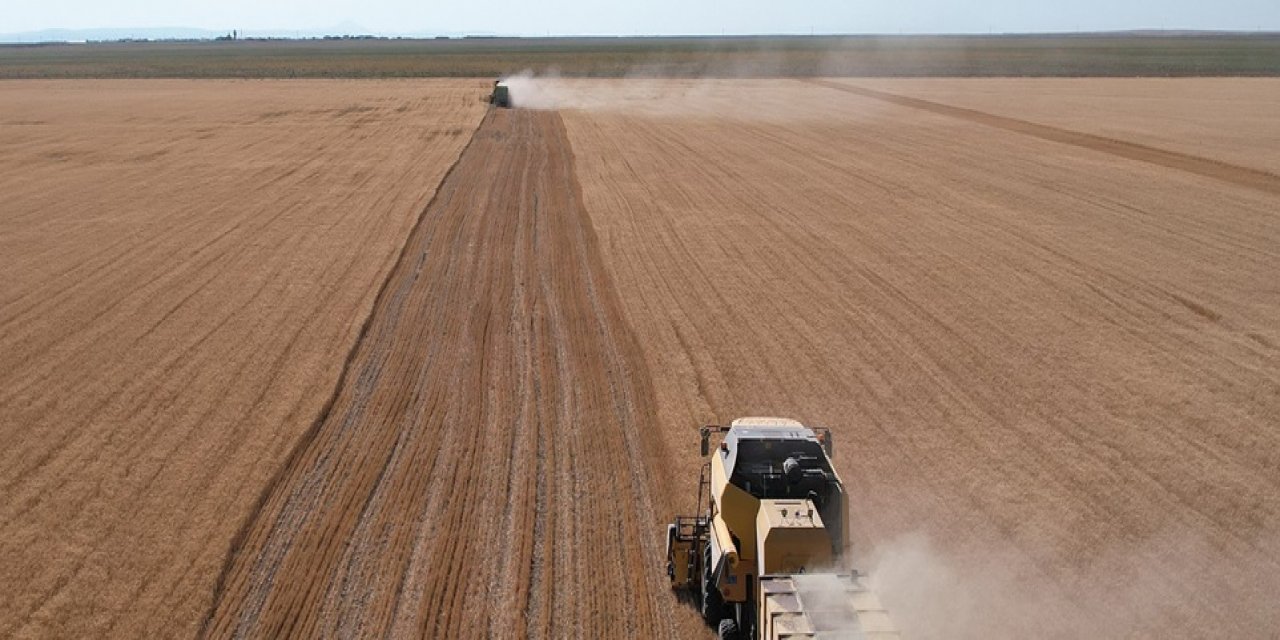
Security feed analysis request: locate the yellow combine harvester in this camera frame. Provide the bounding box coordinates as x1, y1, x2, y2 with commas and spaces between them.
665, 417, 899, 640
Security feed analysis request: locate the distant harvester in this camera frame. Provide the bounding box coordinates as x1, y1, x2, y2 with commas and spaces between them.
490, 80, 512, 108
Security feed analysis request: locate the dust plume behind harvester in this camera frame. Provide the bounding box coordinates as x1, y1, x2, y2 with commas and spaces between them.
666, 417, 899, 639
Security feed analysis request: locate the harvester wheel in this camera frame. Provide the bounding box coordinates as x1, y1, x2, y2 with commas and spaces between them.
717, 618, 739, 640
700, 543, 724, 623
701, 591, 723, 624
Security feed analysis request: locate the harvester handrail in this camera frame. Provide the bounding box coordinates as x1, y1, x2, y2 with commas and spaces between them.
695, 461, 711, 518
699, 424, 731, 457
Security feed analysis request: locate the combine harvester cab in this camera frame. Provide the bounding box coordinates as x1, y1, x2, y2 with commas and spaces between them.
665, 417, 899, 639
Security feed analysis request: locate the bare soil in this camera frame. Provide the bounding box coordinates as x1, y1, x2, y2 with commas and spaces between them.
3, 78, 1278, 639
559, 78, 1280, 638
852, 78, 1280, 175
0, 79, 486, 638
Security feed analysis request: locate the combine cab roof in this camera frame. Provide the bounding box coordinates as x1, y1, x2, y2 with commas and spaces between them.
724, 418, 822, 461
727, 416, 812, 440
730, 416, 806, 429
720, 417, 831, 484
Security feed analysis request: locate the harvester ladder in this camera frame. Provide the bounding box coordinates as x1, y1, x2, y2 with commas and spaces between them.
695, 461, 711, 518
688, 461, 712, 582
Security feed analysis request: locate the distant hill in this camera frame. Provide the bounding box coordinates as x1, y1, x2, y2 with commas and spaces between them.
5, 27, 1277, 44
0, 25, 491, 43
0, 27, 229, 43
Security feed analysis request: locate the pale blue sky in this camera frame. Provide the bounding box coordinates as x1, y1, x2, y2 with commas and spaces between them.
5, 0, 1279, 36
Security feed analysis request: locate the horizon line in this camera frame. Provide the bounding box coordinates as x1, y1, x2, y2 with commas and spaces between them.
5, 28, 1280, 45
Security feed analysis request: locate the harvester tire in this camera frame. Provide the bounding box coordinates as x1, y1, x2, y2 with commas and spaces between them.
717, 618, 739, 640
701, 581, 724, 623
700, 543, 724, 623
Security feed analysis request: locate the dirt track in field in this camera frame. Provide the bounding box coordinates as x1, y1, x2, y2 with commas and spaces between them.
0, 80, 486, 638
204, 108, 698, 638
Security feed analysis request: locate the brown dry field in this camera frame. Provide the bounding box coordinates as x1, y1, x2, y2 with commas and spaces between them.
854, 78, 1280, 176
0, 79, 488, 637
3, 78, 1280, 639
558, 79, 1280, 637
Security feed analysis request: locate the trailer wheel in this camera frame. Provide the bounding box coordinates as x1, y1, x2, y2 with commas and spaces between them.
717, 618, 739, 640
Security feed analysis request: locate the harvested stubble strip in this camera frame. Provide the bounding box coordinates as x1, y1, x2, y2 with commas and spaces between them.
205, 108, 694, 639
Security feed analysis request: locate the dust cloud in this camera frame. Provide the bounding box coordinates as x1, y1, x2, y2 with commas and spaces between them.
500, 70, 721, 115
867, 533, 1056, 638
495, 38, 892, 118
499, 70, 891, 123
866, 528, 1280, 639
